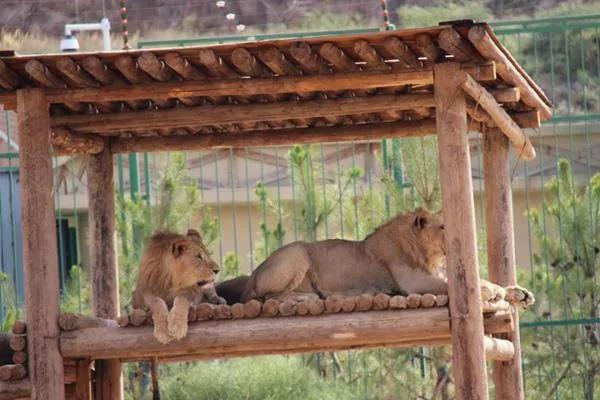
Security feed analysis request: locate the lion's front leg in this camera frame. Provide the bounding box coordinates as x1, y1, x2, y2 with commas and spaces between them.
143, 293, 172, 344
167, 287, 198, 341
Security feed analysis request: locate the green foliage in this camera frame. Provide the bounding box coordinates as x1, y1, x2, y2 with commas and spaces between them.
397, 1, 493, 28
0, 272, 20, 333
152, 356, 359, 400
60, 266, 92, 314
523, 159, 600, 399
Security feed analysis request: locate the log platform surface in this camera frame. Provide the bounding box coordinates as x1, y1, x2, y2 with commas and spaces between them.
59, 294, 518, 364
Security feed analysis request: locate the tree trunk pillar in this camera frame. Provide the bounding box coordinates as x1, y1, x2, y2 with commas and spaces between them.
434, 62, 489, 400
17, 88, 65, 399
87, 145, 123, 400
484, 127, 524, 400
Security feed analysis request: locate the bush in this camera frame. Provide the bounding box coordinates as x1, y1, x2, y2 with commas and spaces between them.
154, 356, 358, 400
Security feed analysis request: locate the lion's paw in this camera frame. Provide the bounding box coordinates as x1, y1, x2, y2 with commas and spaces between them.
480, 283, 504, 303
214, 296, 227, 305
167, 311, 188, 341
153, 324, 173, 344
504, 285, 535, 308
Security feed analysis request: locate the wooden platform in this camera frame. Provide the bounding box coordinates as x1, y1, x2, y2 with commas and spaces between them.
60, 307, 514, 363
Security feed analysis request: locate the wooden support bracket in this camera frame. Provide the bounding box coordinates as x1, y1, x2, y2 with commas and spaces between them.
459, 71, 536, 160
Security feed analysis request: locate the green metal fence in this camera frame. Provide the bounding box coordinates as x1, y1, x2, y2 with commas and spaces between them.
1, 14, 600, 399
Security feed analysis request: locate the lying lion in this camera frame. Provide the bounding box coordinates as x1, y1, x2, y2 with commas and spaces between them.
242, 208, 534, 308
132, 229, 225, 344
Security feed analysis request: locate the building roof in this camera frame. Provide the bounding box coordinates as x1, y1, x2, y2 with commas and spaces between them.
0, 21, 552, 157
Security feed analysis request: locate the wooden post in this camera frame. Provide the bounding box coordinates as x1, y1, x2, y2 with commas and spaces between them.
87, 146, 123, 400
17, 88, 65, 400
433, 62, 489, 399
484, 127, 525, 400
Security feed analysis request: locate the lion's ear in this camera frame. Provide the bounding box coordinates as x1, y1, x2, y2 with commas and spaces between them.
186, 229, 202, 243
172, 238, 189, 257
414, 208, 430, 229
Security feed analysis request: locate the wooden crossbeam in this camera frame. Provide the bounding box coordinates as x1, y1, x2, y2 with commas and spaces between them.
0, 62, 496, 107
110, 120, 438, 154
59, 308, 513, 361
52, 94, 437, 134
459, 72, 536, 160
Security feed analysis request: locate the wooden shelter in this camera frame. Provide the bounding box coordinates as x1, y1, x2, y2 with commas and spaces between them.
0, 20, 551, 400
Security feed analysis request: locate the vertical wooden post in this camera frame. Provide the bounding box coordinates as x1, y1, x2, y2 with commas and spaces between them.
87, 146, 123, 400
17, 88, 65, 400
434, 62, 489, 400
74, 359, 93, 400
484, 128, 524, 400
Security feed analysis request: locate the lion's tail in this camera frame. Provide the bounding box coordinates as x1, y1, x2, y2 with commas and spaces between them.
151, 357, 160, 400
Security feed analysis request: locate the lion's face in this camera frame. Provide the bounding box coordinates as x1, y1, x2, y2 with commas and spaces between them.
412, 208, 446, 273
169, 229, 220, 291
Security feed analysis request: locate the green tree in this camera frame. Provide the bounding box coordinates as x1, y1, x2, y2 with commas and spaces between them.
522, 159, 600, 399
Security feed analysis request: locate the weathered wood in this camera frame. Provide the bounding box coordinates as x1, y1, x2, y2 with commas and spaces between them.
162, 52, 212, 106
137, 52, 173, 82
74, 359, 92, 400
484, 127, 525, 400
110, 119, 437, 153
51, 129, 104, 155
382, 36, 421, 68
489, 87, 519, 103
60, 309, 514, 361
484, 336, 515, 362
197, 49, 237, 78
0, 364, 27, 381
56, 58, 100, 88
353, 40, 391, 72
17, 88, 65, 400
434, 62, 488, 400
114, 55, 152, 84
12, 352, 26, 365
11, 322, 26, 335
163, 53, 206, 80
414, 33, 442, 63
0, 379, 30, 399
53, 93, 435, 134
0, 59, 20, 89
459, 72, 536, 160
81, 56, 143, 110
288, 42, 331, 74
44, 67, 440, 105
468, 25, 552, 120
24, 60, 83, 112
467, 102, 540, 129
438, 28, 482, 62
58, 313, 118, 331
319, 42, 361, 72
87, 146, 122, 400
9, 336, 25, 353
258, 46, 302, 76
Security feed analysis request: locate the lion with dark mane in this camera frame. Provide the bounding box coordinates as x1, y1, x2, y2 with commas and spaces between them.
132, 229, 225, 344
242, 208, 534, 307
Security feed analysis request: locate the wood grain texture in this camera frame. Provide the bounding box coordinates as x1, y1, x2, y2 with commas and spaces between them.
111, 120, 437, 154
433, 63, 489, 400
459, 72, 536, 160
17, 88, 65, 400
484, 127, 525, 400
60, 309, 513, 361
86, 147, 123, 400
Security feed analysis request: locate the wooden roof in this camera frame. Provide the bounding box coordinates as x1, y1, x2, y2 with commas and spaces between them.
0, 21, 552, 156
